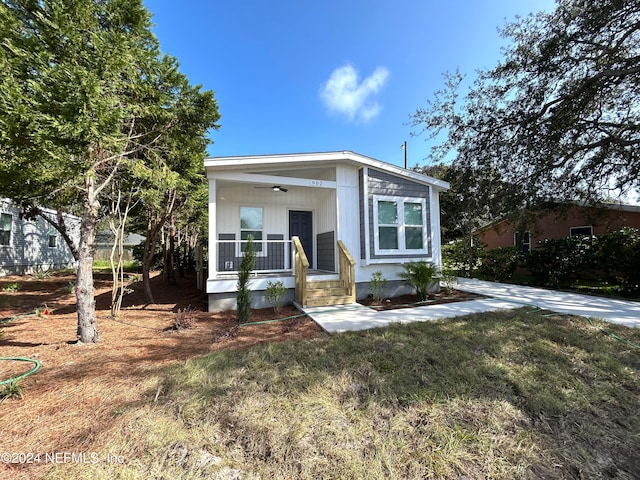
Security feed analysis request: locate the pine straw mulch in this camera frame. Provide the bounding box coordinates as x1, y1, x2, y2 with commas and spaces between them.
0, 272, 322, 480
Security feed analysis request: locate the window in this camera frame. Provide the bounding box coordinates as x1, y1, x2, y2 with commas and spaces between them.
570, 226, 593, 237
0, 213, 11, 246
48, 234, 57, 248
373, 196, 428, 254
514, 231, 531, 253
240, 206, 263, 253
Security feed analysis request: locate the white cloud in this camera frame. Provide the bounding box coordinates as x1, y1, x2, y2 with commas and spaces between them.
320, 64, 390, 123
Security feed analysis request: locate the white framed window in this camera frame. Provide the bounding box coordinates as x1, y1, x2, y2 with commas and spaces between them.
570, 226, 593, 237
514, 231, 531, 253
240, 206, 263, 253
47, 223, 57, 248
373, 195, 428, 255
0, 213, 12, 246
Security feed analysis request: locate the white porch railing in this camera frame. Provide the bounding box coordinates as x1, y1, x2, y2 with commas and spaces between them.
215, 239, 294, 274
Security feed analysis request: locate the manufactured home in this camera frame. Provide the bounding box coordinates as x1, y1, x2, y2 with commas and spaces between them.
204, 151, 450, 311
0, 198, 80, 275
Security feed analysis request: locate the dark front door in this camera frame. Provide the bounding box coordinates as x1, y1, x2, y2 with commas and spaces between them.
289, 210, 313, 268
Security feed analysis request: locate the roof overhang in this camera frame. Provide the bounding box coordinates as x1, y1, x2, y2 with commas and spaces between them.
204, 151, 450, 191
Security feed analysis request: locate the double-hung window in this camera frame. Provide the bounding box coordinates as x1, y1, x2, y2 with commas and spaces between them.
373, 196, 428, 255
0, 213, 12, 246
514, 231, 531, 253
240, 206, 263, 253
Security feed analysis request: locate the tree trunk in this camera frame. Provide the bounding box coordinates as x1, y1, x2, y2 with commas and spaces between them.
166, 216, 176, 286
142, 219, 161, 304
76, 175, 100, 344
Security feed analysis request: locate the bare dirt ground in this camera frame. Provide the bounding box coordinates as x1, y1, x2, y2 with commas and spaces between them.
0, 272, 322, 480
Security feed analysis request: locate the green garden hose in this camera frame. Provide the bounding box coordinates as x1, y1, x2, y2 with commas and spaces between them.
0, 357, 41, 386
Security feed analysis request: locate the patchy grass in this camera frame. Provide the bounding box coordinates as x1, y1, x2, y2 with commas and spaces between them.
40, 308, 640, 480
1, 281, 21, 292
92, 259, 142, 273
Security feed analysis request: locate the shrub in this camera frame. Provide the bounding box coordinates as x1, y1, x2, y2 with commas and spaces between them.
369, 271, 387, 303
440, 267, 458, 292
479, 246, 521, 282
595, 227, 640, 294
32, 268, 51, 279
442, 237, 485, 277
236, 236, 256, 323
264, 280, 287, 313
399, 261, 439, 301
0, 380, 24, 402
524, 236, 593, 288
172, 306, 198, 330
1, 282, 20, 292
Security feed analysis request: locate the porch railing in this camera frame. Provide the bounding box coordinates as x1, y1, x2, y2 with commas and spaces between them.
292, 236, 309, 305
216, 239, 293, 274
337, 240, 356, 302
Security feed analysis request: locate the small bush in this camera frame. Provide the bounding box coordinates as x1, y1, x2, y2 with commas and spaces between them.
237, 236, 256, 323
65, 281, 76, 293
264, 280, 287, 313
0, 380, 24, 402
440, 267, 458, 292
479, 246, 521, 281
32, 268, 51, 279
369, 271, 387, 303
399, 261, 439, 301
1, 282, 20, 292
172, 306, 198, 330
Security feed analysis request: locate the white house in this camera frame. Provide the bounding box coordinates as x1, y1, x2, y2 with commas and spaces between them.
0, 198, 80, 275
204, 151, 450, 312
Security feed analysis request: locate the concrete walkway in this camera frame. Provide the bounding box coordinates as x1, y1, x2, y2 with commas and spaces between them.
301, 298, 520, 334
302, 278, 640, 333
456, 278, 640, 329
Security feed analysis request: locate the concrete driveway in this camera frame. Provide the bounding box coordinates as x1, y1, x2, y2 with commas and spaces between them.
456, 278, 640, 329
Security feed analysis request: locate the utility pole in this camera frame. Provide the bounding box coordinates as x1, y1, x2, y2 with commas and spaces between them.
401, 141, 407, 168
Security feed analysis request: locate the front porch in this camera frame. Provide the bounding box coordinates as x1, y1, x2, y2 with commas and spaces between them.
206, 237, 356, 311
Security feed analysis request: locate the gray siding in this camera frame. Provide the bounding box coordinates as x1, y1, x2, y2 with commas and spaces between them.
0, 198, 79, 275
316, 231, 335, 272
361, 169, 432, 260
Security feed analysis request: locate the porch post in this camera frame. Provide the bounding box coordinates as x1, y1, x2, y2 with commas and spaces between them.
208, 178, 217, 281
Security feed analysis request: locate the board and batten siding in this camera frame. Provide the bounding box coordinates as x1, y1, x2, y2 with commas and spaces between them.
359, 169, 432, 260
0, 199, 80, 275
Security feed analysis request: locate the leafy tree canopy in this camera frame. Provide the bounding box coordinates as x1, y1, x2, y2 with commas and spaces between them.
412, 0, 640, 214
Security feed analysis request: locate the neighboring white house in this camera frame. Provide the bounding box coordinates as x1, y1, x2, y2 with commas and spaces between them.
204, 151, 450, 312
0, 198, 80, 275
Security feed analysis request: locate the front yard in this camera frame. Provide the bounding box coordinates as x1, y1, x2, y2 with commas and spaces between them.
1, 273, 639, 479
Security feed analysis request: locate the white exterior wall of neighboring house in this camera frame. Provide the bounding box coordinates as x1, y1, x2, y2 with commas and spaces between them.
204, 151, 449, 311
0, 198, 80, 275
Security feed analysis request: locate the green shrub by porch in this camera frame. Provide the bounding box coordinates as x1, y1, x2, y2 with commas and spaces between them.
237, 236, 256, 323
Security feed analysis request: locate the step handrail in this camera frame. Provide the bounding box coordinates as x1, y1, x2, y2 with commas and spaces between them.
337, 240, 356, 303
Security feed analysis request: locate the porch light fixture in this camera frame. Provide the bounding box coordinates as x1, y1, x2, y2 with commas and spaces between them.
255, 185, 288, 192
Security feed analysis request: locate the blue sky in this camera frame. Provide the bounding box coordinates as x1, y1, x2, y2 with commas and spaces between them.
143, 0, 556, 168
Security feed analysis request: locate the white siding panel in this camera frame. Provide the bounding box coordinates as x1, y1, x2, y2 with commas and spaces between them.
217, 185, 335, 239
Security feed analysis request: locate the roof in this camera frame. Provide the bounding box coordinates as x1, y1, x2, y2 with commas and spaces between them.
474, 200, 640, 233
204, 151, 450, 191
95, 232, 146, 247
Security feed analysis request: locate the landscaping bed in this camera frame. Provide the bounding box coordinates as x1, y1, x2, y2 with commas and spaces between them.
359, 289, 482, 310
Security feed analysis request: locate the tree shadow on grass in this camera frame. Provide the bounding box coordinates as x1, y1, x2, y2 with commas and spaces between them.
152, 309, 640, 479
